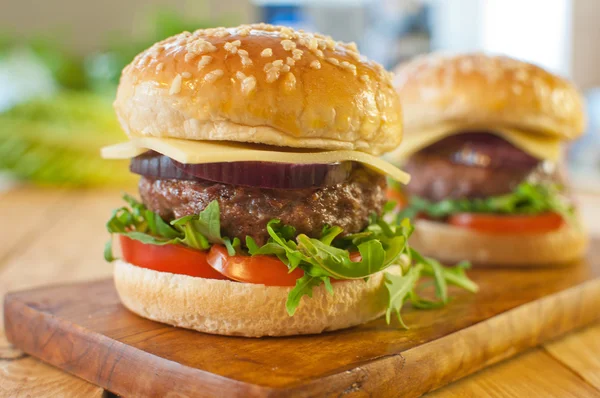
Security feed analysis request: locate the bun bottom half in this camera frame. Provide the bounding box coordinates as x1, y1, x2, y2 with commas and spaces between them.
409, 219, 589, 267
113, 261, 399, 337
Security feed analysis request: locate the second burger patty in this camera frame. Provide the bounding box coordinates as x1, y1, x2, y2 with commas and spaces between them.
139, 165, 386, 246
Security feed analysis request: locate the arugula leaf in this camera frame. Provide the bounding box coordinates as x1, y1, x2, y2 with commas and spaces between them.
104, 239, 115, 262
421, 259, 479, 293
320, 225, 344, 245
105, 195, 230, 260
286, 275, 326, 316
411, 248, 448, 303
224, 237, 241, 256
385, 265, 423, 328
384, 250, 478, 328
397, 182, 575, 222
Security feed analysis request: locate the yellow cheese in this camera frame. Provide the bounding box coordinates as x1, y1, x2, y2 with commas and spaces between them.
385, 124, 562, 162
101, 137, 411, 184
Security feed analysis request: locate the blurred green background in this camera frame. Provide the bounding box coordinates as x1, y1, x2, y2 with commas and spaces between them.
0, 9, 231, 188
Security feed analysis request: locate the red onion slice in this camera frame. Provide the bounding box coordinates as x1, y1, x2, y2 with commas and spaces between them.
130, 151, 353, 189
422, 133, 540, 170
129, 151, 197, 180
172, 160, 353, 189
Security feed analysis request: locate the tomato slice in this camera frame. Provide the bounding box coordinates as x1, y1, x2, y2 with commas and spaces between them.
386, 188, 408, 209
207, 245, 359, 286
207, 245, 304, 286
120, 235, 228, 279
448, 212, 564, 234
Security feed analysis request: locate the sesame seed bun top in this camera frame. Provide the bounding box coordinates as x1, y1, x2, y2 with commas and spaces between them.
114, 24, 403, 156
393, 53, 586, 141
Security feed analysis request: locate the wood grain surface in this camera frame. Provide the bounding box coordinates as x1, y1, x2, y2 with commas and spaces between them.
0, 188, 117, 398
544, 323, 600, 390
426, 348, 600, 398
1, 187, 600, 397
4, 241, 600, 397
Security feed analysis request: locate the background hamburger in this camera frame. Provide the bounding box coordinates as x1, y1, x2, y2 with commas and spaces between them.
101, 24, 477, 337
389, 53, 588, 267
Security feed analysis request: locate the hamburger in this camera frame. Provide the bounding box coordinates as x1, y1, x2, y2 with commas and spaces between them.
101, 24, 476, 337
389, 53, 588, 267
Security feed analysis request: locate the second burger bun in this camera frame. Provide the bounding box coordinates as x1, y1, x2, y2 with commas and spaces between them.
409, 219, 588, 267
114, 261, 400, 337
114, 24, 402, 156
393, 53, 585, 140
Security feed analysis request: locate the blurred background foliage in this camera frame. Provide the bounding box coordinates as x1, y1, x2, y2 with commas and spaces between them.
0, 9, 228, 187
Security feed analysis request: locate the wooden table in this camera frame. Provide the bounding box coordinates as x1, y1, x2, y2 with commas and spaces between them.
1, 187, 599, 397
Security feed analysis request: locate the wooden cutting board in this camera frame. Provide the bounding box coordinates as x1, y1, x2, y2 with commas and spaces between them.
4, 241, 600, 398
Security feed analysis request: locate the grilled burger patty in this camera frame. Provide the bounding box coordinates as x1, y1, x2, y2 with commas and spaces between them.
139, 165, 386, 246
403, 133, 556, 201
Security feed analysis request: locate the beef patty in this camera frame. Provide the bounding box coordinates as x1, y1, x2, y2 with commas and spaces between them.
403, 133, 557, 202
139, 166, 386, 245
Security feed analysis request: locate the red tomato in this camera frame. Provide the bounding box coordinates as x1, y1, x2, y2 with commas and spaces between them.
448, 212, 564, 234
207, 245, 304, 286
120, 235, 228, 279
386, 188, 408, 209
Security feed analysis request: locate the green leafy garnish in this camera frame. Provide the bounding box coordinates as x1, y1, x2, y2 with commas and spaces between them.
104, 195, 233, 260
105, 196, 478, 326
397, 182, 575, 222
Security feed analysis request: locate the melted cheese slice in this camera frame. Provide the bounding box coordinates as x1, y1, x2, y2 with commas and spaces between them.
386, 124, 562, 162
101, 137, 411, 184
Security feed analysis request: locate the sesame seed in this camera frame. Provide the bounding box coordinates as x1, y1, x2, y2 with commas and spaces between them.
280, 27, 295, 39
281, 39, 296, 51
261, 48, 273, 57
282, 64, 290, 72
346, 41, 358, 52
314, 49, 324, 58
241, 76, 257, 95
286, 57, 295, 66
204, 69, 224, 82
224, 42, 238, 54
169, 74, 182, 95
348, 51, 362, 62
340, 61, 357, 75
186, 39, 217, 57
240, 56, 253, 66
327, 57, 340, 66
308, 38, 319, 51
284, 73, 296, 91
263, 63, 273, 72
212, 30, 230, 38
310, 60, 321, 69
266, 69, 280, 83
360, 74, 370, 83
292, 49, 303, 60
197, 55, 213, 70
236, 71, 246, 80
181, 71, 192, 78
238, 49, 248, 56
238, 27, 250, 36
273, 60, 284, 67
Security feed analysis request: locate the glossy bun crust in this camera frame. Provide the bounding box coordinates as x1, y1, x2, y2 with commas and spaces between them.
393, 53, 585, 140
114, 24, 402, 155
